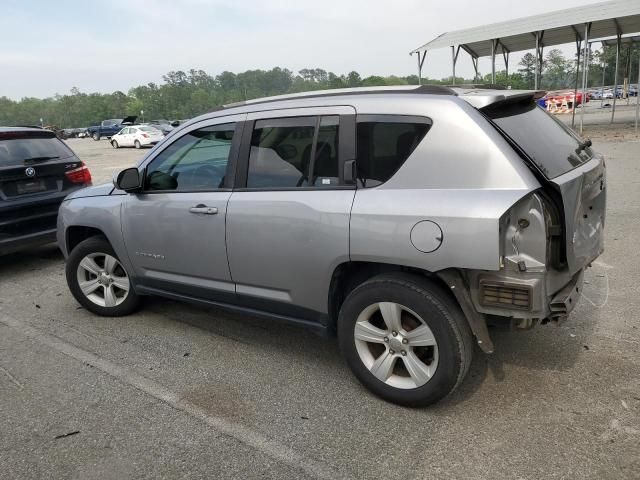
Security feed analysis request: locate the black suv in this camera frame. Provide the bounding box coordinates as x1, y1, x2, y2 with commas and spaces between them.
0, 127, 91, 255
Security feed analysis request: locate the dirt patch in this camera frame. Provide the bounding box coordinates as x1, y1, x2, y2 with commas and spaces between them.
581, 124, 640, 143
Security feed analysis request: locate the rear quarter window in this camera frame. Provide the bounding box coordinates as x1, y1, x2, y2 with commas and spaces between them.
484, 101, 592, 179
356, 116, 431, 188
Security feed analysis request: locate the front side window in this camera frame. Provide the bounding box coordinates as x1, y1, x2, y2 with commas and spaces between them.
356, 117, 431, 188
144, 123, 235, 192
246, 116, 339, 188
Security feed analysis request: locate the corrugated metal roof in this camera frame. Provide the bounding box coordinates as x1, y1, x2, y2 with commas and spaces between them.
410, 0, 640, 57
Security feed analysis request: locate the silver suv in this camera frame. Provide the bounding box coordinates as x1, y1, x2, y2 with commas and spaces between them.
57, 86, 606, 406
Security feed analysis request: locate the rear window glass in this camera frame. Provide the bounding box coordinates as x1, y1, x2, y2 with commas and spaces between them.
0, 133, 74, 166
356, 120, 430, 188
139, 126, 158, 132
485, 101, 592, 179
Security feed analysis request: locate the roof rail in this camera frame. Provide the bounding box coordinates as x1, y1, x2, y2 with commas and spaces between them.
222, 85, 456, 109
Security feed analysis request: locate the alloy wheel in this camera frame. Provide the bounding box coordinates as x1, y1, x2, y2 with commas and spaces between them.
76, 252, 130, 308
354, 302, 439, 389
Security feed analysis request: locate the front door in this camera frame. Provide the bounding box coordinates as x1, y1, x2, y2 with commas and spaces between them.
226, 107, 356, 320
121, 115, 244, 300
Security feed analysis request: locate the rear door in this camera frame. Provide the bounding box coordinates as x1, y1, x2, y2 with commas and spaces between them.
121, 115, 244, 301
226, 106, 356, 320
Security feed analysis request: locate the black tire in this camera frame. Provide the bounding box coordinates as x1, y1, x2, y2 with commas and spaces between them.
134, 140, 141, 149
65, 236, 140, 317
111, 140, 119, 149
338, 273, 473, 407
92, 132, 100, 141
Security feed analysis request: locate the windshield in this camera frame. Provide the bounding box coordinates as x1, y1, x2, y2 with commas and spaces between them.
0, 134, 74, 166
484, 101, 592, 179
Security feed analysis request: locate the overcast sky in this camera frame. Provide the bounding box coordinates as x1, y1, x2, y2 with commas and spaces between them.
0, 0, 606, 99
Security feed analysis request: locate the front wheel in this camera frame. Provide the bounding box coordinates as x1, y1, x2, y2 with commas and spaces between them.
134, 140, 141, 149
66, 236, 140, 316
92, 132, 100, 141
338, 273, 473, 407
111, 140, 119, 149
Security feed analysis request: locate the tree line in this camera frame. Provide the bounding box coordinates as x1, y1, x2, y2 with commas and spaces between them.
1, 46, 637, 129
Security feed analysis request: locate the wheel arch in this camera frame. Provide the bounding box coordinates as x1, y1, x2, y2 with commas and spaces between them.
327, 261, 493, 353
327, 262, 455, 331
66, 225, 108, 253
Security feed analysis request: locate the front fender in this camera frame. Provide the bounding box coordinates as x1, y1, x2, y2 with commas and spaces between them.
57, 196, 133, 276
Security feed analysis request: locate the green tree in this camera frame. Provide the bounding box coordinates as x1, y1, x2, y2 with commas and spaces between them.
518, 53, 537, 88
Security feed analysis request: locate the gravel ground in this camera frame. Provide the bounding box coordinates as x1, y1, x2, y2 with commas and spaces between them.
0, 135, 638, 479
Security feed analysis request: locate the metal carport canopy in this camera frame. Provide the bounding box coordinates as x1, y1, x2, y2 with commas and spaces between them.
410, 0, 640, 57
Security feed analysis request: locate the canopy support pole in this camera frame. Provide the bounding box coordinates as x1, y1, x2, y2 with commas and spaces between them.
534, 31, 545, 89
416, 51, 427, 85
451, 46, 460, 85
491, 39, 497, 84
601, 41, 606, 109
502, 47, 510, 82
579, 23, 591, 135
636, 45, 640, 133
471, 56, 479, 81
572, 33, 582, 129
611, 35, 621, 124
534, 32, 540, 89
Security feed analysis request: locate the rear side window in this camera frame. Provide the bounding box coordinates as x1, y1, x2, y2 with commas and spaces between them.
0, 132, 75, 166
247, 116, 340, 189
356, 117, 431, 188
484, 101, 592, 179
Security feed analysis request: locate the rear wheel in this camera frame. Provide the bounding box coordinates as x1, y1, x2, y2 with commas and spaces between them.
111, 140, 119, 149
66, 236, 140, 316
338, 273, 473, 407
92, 132, 100, 141
134, 140, 141, 149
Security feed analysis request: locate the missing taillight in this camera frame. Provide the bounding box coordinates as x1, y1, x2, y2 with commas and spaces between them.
65, 162, 92, 184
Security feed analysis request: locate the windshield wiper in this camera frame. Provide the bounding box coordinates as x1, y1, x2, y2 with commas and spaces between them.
23, 155, 60, 164
575, 138, 592, 153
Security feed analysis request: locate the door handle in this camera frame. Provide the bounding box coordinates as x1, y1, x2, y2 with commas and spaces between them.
189, 204, 218, 215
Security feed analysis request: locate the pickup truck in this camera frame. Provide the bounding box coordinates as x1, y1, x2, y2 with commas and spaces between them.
87, 116, 137, 141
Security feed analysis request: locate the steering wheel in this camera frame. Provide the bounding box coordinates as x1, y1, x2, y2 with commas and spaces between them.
190, 164, 225, 188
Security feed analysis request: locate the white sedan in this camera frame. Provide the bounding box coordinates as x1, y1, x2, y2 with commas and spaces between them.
111, 126, 164, 149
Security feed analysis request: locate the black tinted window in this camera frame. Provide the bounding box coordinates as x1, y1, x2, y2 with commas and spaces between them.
247, 116, 339, 188
485, 101, 591, 179
145, 123, 235, 191
0, 133, 74, 167
356, 119, 430, 187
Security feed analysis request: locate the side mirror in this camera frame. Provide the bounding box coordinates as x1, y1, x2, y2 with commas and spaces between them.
114, 167, 142, 192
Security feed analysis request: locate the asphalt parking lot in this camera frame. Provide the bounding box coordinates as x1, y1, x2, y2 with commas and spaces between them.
1, 134, 639, 479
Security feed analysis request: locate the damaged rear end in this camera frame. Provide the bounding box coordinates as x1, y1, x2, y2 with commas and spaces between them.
463, 90, 606, 327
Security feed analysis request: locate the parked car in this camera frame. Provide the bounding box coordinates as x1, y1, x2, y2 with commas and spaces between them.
602, 89, 614, 100
110, 126, 164, 149
0, 127, 91, 255
146, 120, 175, 135
590, 90, 603, 100
87, 116, 137, 141
57, 86, 606, 406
